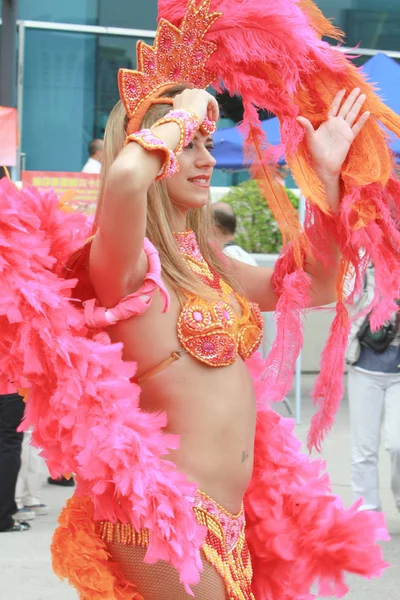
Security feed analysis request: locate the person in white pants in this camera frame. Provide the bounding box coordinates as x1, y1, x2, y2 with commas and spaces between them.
346, 264, 400, 512
14, 429, 48, 520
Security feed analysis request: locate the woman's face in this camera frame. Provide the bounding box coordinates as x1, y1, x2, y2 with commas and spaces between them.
166, 131, 216, 212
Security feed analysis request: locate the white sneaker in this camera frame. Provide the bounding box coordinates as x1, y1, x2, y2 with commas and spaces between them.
24, 504, 49, 516
13, 507, 36, 522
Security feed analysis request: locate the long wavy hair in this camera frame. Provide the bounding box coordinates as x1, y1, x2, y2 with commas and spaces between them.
93, 85, 240, 299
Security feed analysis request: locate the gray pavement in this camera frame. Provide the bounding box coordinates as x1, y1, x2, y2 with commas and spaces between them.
0, 373, 399, 599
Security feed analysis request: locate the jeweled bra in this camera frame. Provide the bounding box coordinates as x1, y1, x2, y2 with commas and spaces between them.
174, 231, 263, 367
65, 231, 263, 379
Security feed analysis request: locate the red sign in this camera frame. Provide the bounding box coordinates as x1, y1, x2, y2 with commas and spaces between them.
0, 107, 18, 166
21, 171, 100, 214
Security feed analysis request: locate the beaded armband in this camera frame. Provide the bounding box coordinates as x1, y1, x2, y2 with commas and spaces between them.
124, 129, 178, 180
153, 109, 200, 155
124, 110, 217, 181
200, 116, 217, 136
153, 109, 217, 152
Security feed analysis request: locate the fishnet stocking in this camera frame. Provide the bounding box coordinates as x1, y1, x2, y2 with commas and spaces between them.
106, 541, 228, 600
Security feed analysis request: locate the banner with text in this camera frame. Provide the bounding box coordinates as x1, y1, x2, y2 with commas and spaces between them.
21, 171, 100, 214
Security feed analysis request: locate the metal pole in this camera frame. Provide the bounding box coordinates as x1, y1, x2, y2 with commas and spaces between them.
16, 21, 24, 180
295, 194, 306, 424
295, 354, 302, 424
0, 0, 18, 107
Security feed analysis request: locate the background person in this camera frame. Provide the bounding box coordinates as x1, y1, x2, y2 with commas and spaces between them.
82, 138, 104, 174
15, 429, 48, 519
0, 392, 30, 532
0, 160, 31, 532
346, 263, 400, 512
213, 201, 258, 266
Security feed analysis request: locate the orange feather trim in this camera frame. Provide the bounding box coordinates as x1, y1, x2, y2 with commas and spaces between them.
246, 125, 306, 267
52, 495, 143, 600
298, 0, 344, 41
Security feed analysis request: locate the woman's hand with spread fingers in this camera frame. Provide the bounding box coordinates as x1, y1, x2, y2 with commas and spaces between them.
298, 88, 370, 181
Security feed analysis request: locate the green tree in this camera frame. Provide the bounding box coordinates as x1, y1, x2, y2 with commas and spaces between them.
220, 180, 299, 254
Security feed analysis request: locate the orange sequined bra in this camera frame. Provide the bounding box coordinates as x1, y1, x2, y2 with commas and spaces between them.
175, 231, 263, 367
83, 231, 263, 380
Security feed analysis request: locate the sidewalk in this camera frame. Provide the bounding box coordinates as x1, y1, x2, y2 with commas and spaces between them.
0, 373, 399, 600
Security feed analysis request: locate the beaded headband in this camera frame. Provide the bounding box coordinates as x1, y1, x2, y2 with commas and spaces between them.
118, 0, 222, 135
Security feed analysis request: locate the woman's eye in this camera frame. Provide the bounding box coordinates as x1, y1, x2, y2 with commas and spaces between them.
184, 142, 214, 151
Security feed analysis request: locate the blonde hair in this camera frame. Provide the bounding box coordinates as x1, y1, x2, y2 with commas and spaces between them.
94, 86, 240, 299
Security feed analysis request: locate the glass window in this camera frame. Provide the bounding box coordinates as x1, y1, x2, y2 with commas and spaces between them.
94, 34, 153, 139
18, 0, 98, 26
345, 10, 400, 51
98, 1, 157, 30
22, 29, 97, 171
21, 30, 154, 172
17, 0, 157, 29
316, 1, 400, 51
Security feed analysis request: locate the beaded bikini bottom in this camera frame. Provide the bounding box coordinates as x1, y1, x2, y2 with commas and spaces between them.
98, 490, 255, 600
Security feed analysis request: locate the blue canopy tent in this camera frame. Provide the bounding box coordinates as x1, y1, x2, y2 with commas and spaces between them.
362, 53, 400, 156
213, 53, 400, 169
212, 117, 282, 169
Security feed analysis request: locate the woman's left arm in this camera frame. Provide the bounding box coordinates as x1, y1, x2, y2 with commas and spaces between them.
235, 88, 370, 312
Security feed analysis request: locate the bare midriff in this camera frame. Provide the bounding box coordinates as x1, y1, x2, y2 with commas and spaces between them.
107, 287, 257, 515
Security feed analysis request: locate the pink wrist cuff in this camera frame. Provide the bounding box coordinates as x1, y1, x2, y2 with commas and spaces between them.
155, 109, 200, 149
153, 109, 217, 150
125, 128, 179, 179
124, 110, 217, 181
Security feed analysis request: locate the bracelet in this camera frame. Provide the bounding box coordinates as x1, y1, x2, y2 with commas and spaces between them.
124, 129, 179, 180
152, 109, 217, 151
200, 116, 217, 136
152, 109, 200, 154
124, 110, 217, 181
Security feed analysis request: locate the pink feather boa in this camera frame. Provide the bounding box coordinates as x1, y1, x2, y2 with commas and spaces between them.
0, 179, 205, 594
245, 353, 388, 600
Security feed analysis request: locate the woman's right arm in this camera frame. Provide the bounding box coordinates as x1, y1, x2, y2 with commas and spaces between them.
89, 89, 218, 307
89, 124, 181, 306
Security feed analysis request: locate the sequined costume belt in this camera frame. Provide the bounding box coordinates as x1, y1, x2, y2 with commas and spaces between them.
98, 489, 245, 553
98, 489, 255, 600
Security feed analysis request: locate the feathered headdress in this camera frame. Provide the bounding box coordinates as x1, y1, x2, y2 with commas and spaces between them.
119, 0, 221, 134
158, 0, 400, 450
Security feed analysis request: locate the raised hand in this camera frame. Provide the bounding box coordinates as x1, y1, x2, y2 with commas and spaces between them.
173, 88, 219, 124
297, 88, 370, 182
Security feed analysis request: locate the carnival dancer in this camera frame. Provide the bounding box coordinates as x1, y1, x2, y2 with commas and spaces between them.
62, 80, 367, 598
2, 1, 400, 599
